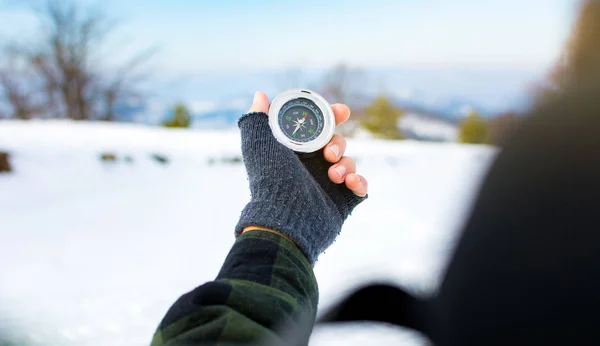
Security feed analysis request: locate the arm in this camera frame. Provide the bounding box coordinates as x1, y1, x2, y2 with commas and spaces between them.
150, 230, 318, 346
151, 92, 367, 346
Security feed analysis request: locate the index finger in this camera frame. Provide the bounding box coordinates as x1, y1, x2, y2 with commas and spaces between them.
331, 103, 351, 126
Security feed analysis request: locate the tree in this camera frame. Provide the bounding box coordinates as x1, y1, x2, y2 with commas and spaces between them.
0, 44, 44, 120
0, 0, 154, 120
318, 64, 367, 137
360, 95, 404, 139
163, 103, 191, 128
273, 63, 368, 137
320, 64, 361, 104
458, 111, 490, 144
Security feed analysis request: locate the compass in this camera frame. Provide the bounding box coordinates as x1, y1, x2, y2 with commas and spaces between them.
268, 89, 335, 153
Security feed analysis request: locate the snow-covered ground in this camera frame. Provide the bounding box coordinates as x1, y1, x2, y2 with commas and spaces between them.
0, 120, 496, 346
399, 112, 458, 142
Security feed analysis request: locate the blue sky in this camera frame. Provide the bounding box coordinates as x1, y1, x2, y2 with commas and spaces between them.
0, 0, 580, 73
0, 0, 583, 118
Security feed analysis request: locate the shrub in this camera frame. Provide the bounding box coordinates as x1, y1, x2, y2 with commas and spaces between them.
163, 104, 191, 128
360, 96, 404, 139
458, 112, 490, 144
151, 153, 169, 165
100, 153, 117, 162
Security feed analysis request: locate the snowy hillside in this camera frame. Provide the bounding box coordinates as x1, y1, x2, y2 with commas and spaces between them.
399, 112, 459, 142
0, 120, 496, 346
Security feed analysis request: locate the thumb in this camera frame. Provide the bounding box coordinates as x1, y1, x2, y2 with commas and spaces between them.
247, 91, 270, 114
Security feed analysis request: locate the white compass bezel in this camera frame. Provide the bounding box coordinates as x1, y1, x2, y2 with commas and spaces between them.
268, 89, 335, 153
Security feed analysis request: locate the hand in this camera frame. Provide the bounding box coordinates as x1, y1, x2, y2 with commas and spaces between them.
236, 91, 369, 265
248, 91, 368, 197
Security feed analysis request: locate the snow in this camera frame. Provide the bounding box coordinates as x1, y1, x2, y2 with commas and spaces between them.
0, 120, 496, 346
399, 112, 458, 142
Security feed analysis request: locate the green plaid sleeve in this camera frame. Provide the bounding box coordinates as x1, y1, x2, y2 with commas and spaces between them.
150, 230, 319, 346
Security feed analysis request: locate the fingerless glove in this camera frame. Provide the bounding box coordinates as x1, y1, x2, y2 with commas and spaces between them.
235, 112, 366, 265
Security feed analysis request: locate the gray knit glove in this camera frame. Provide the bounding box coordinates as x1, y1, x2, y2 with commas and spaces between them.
235, 112, 367, 264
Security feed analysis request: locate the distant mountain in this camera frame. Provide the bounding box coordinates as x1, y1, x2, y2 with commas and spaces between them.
68, 66, 543, 128
399, 110, 459, 142
395, 99, 464, 122
186, 97, 474, 130
190, 109, 243, 129
111, 95, 479, 129
393, 95, 523, 120
184, 99, 462, 142
185, 99, 497, 131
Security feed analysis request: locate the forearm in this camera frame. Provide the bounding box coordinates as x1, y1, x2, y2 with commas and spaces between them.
151, 105, 365, 345
151, 230, 319, 346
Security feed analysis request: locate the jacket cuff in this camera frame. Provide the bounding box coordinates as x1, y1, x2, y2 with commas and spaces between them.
235, 199, 317, 265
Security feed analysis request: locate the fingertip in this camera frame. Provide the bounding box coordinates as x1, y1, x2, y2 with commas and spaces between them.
323, 134, 346, 163
357, 174, 368, 191
324, 144, 340, 163
346, 173, 368, 197
328, 164, 346, 184
345, 173, 359, 186
331, 103, 351, 126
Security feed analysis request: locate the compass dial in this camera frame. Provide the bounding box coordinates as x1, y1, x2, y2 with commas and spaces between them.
277, 98, 324, 143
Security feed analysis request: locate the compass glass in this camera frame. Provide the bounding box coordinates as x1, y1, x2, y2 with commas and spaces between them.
277, 98, 324, 142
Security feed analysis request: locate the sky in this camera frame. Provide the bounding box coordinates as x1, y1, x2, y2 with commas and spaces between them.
0, 0, 580, 74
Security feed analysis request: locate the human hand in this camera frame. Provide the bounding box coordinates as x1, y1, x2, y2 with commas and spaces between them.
236, 91, 368, 265
247, 91, 368, 197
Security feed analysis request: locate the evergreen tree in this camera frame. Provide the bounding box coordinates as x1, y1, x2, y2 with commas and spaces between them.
163, 104, 191, 128
360, 96, 404, 139
458, 111, 490, 144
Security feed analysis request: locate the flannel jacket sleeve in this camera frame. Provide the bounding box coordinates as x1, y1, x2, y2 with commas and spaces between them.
150, 230, 319, 346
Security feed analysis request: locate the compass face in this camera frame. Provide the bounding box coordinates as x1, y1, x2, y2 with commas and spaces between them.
277, 98, 324, 143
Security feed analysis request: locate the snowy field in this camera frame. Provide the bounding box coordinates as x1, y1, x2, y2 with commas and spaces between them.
0, 120, 495, 346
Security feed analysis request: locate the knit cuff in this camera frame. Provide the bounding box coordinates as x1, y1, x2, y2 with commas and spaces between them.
235, 200, 320, 265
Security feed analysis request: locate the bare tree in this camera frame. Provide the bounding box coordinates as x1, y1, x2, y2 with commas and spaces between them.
317, 64, 368, 137
0, 44, 44, 119
99, 47, 155, 121
0, 0, 155, 120
30, 52, 62, 119
319, 64, 370, 105
270, 63, 369, 137
0, 73, 36, 120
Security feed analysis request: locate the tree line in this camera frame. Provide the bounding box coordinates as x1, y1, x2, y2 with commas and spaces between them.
138, 0, 600, 147
1, 0, 598, 147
